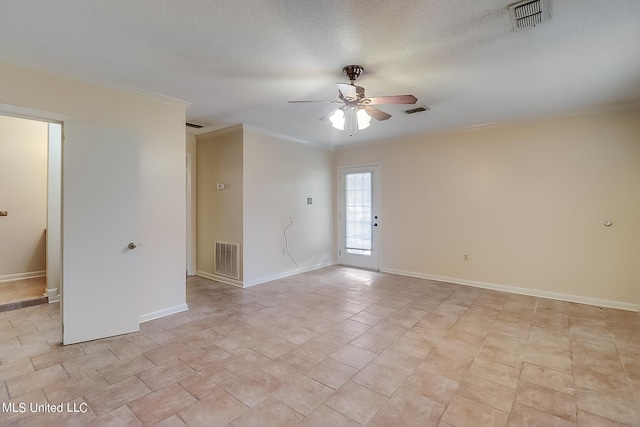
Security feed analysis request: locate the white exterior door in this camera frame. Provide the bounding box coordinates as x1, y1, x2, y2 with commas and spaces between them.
61, 122, 140, 345
338, 165, 380, 270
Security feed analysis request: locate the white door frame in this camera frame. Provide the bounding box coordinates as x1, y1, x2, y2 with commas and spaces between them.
337, 164, 381, 270
186, 153, 194, 276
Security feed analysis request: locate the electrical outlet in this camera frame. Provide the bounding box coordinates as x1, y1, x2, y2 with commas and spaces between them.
464, 254, 469, 261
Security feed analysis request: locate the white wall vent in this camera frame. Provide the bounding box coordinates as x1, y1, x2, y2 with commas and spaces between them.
214, 241, 240, 280
509, 0, 549, 30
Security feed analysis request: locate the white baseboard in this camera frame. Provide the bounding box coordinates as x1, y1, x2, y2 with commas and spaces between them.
196, 261, 338, 289
46, 287, 60, 303
196, 271, 243, 288
242, 261, 338, 288
139, 303, 189, 323
0, 270, 46, 283
381, 268, 639, 312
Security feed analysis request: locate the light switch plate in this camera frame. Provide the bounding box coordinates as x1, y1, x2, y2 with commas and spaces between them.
307, 198, 312, 204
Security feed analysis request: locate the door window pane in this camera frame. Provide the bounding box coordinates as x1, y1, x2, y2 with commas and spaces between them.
345, 172, 372, 255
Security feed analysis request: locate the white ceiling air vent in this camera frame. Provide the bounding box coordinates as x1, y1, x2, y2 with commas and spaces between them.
185, 122, 204, 129
509, 0, 549, 30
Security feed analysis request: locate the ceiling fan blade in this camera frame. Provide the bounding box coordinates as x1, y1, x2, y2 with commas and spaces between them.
287, 100, 341, 104
337, 83, 357, 101
364, 106, 392, 121
364, 94, 418, 105
319, 107, 340, 121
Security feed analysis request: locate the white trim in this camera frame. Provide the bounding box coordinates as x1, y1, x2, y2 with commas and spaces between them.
381, 267, 639, 312
196, 270, 244, 288
139, 303, 189, 323
0, 54, 191, 109
242, 261, 338, 288
0, 271, 46, 283
185, 153, 195, 276
46, 288, 60, 303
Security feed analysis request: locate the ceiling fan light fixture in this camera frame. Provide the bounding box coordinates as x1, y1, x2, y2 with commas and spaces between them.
357, 108, 371, 130
330, 108, 345, 130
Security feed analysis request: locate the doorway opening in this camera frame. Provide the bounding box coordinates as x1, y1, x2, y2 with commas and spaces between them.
0, 114, 61, 312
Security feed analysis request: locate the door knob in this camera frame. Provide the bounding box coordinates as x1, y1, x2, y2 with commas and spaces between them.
128, 242, 137, 250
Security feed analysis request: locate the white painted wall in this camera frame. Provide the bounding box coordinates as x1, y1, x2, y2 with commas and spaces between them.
243, 129, 335, 286
335, 108, 640, 309
0, 115, 47, 280
0, 61, 188, 320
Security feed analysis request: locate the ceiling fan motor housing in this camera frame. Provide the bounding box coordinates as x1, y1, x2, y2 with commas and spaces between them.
342, 65, 364, 83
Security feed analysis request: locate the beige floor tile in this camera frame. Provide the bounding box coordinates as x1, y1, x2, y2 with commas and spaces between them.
272, 374, 333, 416
352, 362, 409, 397
6, 364, 68, 398
98, 354, 155, 385
577, 410, 632, 427
43, 372, 109, 403
84, 376, 151, 416
520, 362, 575, 395
402, 368, 459, 406
330, 344, 378, 369
349, 331, 394, 353
29, 344, 84, 371
325, 381, 388, 425
419, 351, 473, 382
222, 348, 272, 376
2, 267, 639, 426
373, 347, 423, 376
391, 335, 434, 359
369, 384, 445, 427
95, 404, 143, 425
227, 396, 304, 427
137, 358, 195, 390
305, 357, 358, 390
575, 388, 638, 425
180, 344, 232, 370
467, 357, 520, 389
457, 373, 516, 412
179, 365, 238, 399
442, 394, 509, 427
250, 335, 297, 359
515, 381, 577, 422
179, 389, 248, 425
225, 370, 284, 407
507, 402, 577, 427
298, 404, 362, 427
127, 382, 195, 424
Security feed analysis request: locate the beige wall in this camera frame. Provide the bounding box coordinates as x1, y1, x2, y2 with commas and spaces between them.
0, 115, 48, 279
0, 61, 188, 319
196, 126, 244, 279
336, 109, 640, 307
243, 129, 335, 285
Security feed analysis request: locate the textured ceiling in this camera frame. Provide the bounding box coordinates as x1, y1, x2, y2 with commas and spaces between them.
1, 0, 639, 147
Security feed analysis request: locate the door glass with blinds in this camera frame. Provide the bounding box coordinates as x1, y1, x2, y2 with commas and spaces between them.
339, 165, 379, 270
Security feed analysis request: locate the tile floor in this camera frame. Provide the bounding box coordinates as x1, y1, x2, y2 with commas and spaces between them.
0, 266, 638, 426
0, 277, 46, 306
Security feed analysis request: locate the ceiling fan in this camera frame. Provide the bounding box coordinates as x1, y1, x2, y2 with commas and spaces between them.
288, 65, 418, 135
